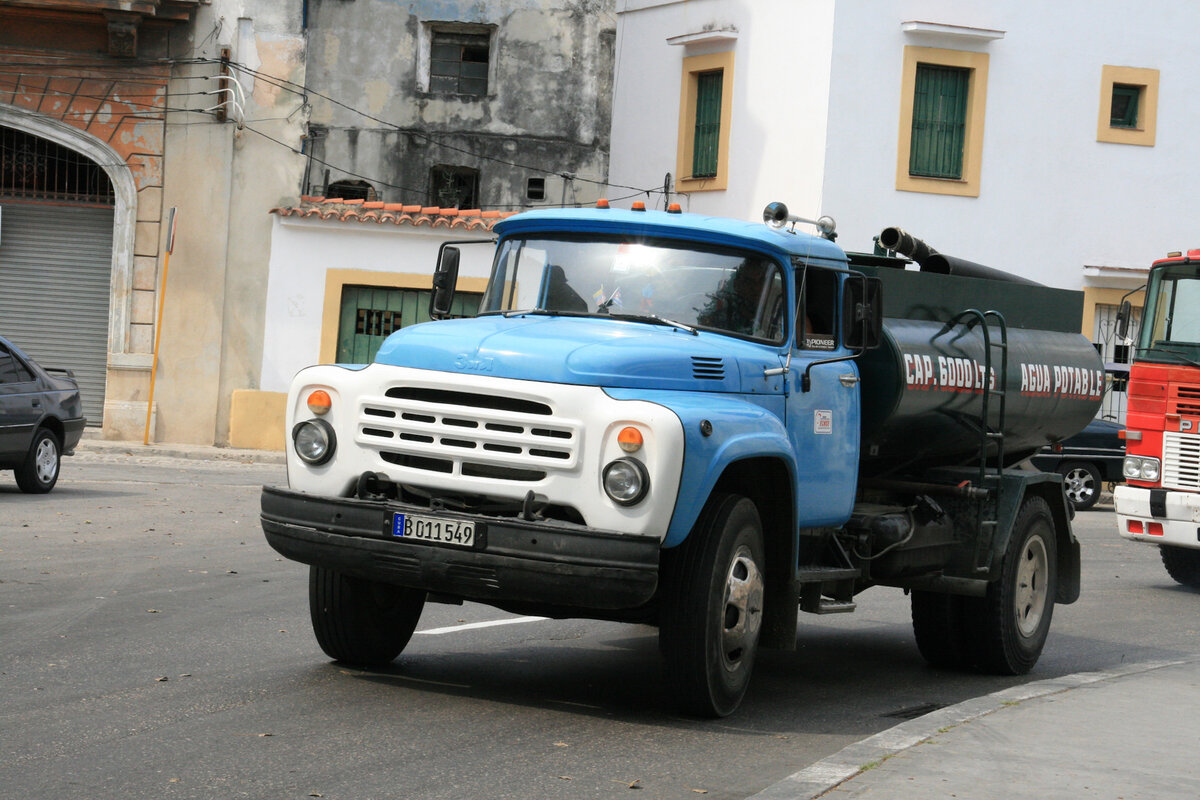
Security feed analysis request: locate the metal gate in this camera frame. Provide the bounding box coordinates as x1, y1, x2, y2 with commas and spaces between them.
0, 201, 113, 425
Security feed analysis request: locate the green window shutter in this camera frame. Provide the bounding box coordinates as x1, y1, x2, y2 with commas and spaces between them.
909, 64, 969, 179
337, 286, 482, 363
1110, 84, 1140, 128
692, 70, 723, 178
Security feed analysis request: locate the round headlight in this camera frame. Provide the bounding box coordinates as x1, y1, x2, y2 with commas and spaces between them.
1123, 457, 1141, 479
603, 458, 649, 506
293, 418, 336, 465
1141, 460, 1160, 481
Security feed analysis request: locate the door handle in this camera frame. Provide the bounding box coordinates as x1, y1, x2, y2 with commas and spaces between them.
838, 373, 860, 387
31, 399, 40, 407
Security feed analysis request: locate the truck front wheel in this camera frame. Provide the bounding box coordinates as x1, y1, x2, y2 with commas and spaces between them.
1160, 545, 1200, 589
968, 496, 1057, 674
308, 567, 426, 666
660, 494, 765, 718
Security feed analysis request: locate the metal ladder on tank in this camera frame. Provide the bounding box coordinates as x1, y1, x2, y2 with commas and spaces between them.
935, 308, 1008, 570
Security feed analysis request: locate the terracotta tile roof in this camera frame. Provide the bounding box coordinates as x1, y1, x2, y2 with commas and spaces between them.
269, 196, 516, 231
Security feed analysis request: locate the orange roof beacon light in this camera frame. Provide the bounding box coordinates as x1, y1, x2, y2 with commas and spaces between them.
617, 426, 644, 453
307, 390, 332, 415
667, 203, 682, 214
595, 198, 610, 209
631, 200, 646, 211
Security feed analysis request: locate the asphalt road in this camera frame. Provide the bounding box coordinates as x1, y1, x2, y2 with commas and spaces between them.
2, 452, 1197, 800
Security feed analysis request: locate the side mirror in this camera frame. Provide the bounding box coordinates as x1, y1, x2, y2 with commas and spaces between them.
843, 275, 883, 350
1115, 299, 1132, 340
429, 245, 461, 320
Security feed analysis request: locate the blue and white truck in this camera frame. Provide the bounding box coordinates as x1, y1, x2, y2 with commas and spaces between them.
261, 203, 1102, 716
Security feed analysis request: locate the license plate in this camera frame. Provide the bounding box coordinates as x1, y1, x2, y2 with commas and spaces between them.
391, 512, 476, 548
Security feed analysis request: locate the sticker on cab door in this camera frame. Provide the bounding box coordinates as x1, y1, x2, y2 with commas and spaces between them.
814, 410, 833, 435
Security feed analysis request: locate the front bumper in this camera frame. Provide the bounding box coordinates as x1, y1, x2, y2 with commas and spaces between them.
261, 486, 661, 611
1115, 484, 1200, 549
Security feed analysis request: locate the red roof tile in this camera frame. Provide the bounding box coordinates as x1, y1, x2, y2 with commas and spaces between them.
270, 197, 509, 231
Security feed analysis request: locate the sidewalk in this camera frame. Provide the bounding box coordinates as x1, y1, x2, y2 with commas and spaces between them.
76, 431, 286, 465
752, 658, 1200, 799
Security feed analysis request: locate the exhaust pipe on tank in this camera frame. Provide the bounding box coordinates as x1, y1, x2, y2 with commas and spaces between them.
878, 227, 1042, 287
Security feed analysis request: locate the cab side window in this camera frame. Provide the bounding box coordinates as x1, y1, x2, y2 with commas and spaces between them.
796, 266, 838, 350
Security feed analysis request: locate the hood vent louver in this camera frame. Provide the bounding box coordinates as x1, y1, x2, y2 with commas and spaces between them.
691, 356, 725, 380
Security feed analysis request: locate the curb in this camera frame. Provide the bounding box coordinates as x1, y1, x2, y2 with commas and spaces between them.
75, 434, 286, 465
747, 659, 1190, 800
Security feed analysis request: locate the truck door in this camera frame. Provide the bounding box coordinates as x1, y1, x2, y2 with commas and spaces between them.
786, 266, 860, 526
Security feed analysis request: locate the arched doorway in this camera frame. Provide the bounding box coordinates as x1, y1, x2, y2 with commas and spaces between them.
0, 125, 115, 425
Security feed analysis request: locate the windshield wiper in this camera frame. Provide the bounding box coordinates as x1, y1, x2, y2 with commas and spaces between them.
1144, 343, 1200, 369
500, 309, 589, 318
607, 313, 699, 335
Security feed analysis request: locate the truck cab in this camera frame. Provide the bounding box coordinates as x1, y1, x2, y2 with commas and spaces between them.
1114, 250, 1200, 587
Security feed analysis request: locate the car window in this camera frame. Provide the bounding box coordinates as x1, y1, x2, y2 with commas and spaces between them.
0, 345, 34, 384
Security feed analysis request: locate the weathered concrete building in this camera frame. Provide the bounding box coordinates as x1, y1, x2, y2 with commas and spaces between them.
0, 0, 307, 446
302, 0, 616, 211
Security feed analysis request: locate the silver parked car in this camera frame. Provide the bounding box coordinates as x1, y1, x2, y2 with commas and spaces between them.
0, 335, 86, 493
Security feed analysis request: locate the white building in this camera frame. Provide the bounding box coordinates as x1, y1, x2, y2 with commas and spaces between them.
608, 0, 1195, 414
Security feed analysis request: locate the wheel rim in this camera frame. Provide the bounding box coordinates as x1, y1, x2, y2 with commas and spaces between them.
34, 437, 58, 483
720, 544, 764, 672
1062, 468, 1095, 505
1014, 535, 1049, 638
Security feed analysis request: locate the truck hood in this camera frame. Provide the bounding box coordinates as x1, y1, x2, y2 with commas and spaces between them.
373, 315, 784, 393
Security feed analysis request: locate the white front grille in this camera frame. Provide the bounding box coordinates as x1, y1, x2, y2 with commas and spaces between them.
356, 386, 580, 481
1162, 431, 1200, 491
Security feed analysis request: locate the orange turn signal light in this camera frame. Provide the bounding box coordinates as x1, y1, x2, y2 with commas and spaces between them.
307, 390, 332, 415
617, 426, 644, 453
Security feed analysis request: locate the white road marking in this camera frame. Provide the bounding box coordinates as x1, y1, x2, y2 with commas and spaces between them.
416, 616, 549, 635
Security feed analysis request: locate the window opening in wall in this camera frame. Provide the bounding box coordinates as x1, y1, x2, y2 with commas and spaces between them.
430, 31, 490, 96
909, 63, 969, 180
430, 165, 479, 209
337, 285, 483, 363
325, 179, 375, 202
1110, 84, 1140, 128
0, 126, 113, 204
526, 177, 545, 201
692, 70, 723, 179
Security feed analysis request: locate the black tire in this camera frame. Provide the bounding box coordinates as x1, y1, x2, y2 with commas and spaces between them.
1057, 461, 1102, 510
966, 496, 1058, 674
15, 428, 60, 494
308, 567, 426, 666
1160, 545, 1200, 589
660, 493, 765, 717
911, 590, 970, 669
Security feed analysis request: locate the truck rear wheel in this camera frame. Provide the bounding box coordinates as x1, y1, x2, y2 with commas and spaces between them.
967, 496, 1057, 674
660, 493, 765, 718
911, 590, 969, 669
308, 567, 426, 666
1160, 545, 1200, 589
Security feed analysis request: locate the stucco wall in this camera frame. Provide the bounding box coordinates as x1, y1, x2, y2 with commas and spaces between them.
259, 214, 496, 394
152, 1, 309, 445
609, 0, 836, 221
821, 1, 1200, 286
611, 0, 1200, 296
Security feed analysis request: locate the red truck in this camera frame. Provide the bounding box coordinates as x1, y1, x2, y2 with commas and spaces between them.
1114, 249, 1200, 587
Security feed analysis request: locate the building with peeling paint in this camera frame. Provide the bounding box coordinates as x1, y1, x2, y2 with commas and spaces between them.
302, 0, 616, 212
0, 0, 616, 449
0, 0, 308, 447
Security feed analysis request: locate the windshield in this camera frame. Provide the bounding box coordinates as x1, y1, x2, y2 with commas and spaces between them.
481, 235, 786, 342
1137, 264, 1200, 365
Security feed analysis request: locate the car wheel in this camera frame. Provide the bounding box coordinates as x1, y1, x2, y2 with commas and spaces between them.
660, 493, 765, 718
15, 428, 60, 494
1160, 545, 1200, 589
1057, 461, 1102, 510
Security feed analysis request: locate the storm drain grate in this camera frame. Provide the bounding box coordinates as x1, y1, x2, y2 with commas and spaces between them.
881, 702, 945, 720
